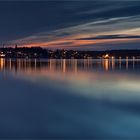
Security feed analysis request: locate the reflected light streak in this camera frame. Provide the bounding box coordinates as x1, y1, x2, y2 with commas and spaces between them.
0, 58, 4, 71
119, 57, 122, 69
126, 57, 129, 70
0, 58, 140, 81
112, 58, 115, 70
133, 56, 135, 69
103, 59, 109, 71
63, 59, 66, 73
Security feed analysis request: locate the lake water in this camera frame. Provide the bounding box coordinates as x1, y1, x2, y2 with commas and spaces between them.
0, 58, 140, 138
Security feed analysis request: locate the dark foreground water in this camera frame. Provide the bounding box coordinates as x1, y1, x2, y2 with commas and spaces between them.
1, 58, 140, 138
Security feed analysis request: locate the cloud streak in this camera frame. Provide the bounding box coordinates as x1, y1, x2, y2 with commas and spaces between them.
76, 35, 140, 40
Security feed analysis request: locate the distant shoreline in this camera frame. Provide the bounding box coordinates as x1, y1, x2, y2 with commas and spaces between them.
0, 47, 140, 59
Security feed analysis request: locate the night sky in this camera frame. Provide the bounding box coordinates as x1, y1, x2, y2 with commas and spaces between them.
1, 0, 140, 50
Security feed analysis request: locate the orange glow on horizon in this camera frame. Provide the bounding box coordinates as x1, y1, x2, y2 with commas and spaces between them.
18, 34, 140, 49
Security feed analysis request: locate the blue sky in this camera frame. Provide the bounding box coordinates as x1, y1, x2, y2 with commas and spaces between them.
1, 0, 140, 50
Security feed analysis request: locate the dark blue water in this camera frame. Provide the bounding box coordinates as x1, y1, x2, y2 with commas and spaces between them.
0, 58, 140, 138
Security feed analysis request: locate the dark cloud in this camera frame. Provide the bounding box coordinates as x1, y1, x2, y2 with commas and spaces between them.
76, 35, 140, 40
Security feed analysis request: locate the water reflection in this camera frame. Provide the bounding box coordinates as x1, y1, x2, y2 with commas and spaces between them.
1, 58, 140, 74
1, 58, 140, 138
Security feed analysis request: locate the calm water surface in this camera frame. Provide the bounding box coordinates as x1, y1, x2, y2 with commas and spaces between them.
1, 58, 140, 138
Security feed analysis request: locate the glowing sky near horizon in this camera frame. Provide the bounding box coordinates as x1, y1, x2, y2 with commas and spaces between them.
1, 1, 140, 50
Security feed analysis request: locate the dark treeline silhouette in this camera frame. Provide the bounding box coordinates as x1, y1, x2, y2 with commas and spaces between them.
0, 47, 140, 59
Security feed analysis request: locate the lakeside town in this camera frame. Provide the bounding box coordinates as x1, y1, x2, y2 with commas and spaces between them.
0, 45, 140, 59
